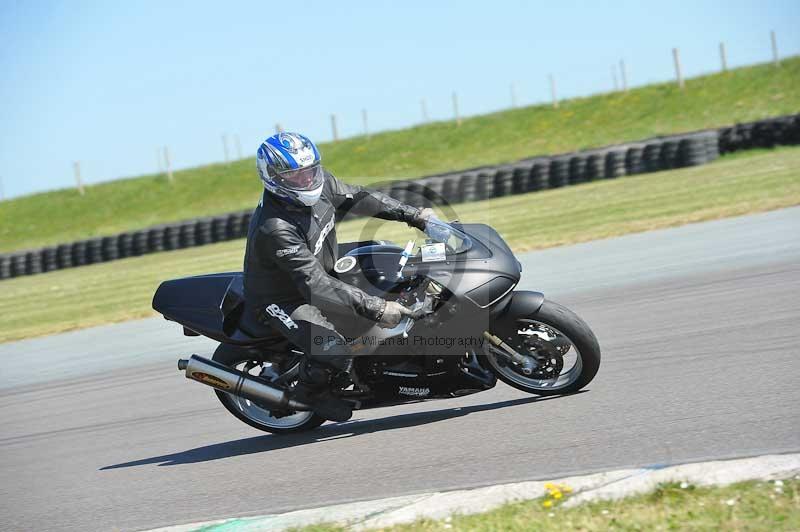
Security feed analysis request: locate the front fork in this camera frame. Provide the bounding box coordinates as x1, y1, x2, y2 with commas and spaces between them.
483, 332, 537, 376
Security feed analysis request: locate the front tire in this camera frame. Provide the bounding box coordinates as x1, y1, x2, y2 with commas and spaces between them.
483, 300, 600, 395
212, 344, 325, 434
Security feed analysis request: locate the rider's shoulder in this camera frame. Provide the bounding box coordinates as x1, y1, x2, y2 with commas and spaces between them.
258, 216, 301, 238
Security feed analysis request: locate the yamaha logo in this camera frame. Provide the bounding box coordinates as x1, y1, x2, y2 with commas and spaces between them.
398, 386, 431, 397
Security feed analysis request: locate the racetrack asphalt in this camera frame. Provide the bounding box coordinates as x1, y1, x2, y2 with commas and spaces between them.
1, 207, 798, 532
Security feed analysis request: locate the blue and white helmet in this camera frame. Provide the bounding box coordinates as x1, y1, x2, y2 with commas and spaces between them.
257, 132, 324, 206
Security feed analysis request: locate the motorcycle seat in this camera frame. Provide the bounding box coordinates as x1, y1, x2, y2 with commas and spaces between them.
237, 306, 280, 339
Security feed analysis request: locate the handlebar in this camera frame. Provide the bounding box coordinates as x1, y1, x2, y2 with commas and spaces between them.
374, 300, 432, 338
407, 307, 430, 321
398, 302, 434, 337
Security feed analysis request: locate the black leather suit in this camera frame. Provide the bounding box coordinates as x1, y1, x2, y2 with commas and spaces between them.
243, 169, 421, 362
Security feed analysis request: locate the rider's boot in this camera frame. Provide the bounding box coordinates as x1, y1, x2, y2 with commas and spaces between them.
293, 357, 353, 422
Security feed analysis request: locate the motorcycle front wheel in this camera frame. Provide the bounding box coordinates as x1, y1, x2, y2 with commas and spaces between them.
482, 300, 601, 396
212, 344, 325, 434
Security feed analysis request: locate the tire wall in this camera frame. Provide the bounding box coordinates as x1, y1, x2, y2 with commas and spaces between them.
2, 113, 798, 281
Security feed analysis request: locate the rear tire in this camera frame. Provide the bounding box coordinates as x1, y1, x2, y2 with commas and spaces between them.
212, 344, 325, 434
484, 300, 601, 396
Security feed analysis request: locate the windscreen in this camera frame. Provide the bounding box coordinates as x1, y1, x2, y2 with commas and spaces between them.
421, 218, 472, 254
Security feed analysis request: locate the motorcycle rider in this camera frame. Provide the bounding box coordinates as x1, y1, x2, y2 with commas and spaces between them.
243, 132, 434, 422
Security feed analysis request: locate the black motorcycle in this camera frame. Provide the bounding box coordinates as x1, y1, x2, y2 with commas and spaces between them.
153, 220, 601, 433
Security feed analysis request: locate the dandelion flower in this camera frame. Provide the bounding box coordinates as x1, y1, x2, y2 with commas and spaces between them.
553, 492, 563, 500
680, 482, 689, 489
543, 500, 553, 508
725, 498, 736, 506
774, 480, 784, 487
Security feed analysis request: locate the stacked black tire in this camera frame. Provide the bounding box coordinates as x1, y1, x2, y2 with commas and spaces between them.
0, 208, 256, 281
376, 130, 720, 208
3, 113, 798, 281
718, 114, 800, 153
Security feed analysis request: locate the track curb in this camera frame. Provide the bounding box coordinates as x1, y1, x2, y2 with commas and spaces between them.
143, 453, 800, 531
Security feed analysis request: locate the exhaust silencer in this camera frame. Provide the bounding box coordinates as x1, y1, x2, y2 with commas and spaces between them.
177, 354, 309, 411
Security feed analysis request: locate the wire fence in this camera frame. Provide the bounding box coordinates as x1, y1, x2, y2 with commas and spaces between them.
53, 30, 787, 196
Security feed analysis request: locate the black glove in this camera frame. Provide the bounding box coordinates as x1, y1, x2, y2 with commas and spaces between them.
408, 207, 436, 231
378, 301, 413, 328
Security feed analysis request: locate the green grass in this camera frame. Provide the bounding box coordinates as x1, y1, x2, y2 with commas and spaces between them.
1, 147, 799, 343
296, 478, 800, 531
1, 58, 799, 253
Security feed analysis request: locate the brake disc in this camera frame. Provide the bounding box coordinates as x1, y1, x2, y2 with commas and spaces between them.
521, 328, 566, 379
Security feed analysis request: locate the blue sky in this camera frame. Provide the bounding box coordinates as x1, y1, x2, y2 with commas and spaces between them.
1, 0, 798, 199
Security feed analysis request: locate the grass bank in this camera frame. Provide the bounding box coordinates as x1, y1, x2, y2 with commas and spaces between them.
1, 58, 799, 252
1, 147, 798, 343
299, 478, 799, 531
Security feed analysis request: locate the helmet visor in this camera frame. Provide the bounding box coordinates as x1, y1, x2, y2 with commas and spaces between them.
271, 163, 324, 191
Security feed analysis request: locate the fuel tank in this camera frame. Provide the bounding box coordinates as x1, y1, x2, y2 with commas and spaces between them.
336, 223, 521, 309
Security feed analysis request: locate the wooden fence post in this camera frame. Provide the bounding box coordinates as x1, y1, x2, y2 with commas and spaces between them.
672, 47, 684, 88
73, 161, 85, 195
549, 74, 558, 108
452, 92, 461, 126
771, 30, 779, 66
330, 114, 339, 141
719, 42, 728, 72
164, 146, 173, 182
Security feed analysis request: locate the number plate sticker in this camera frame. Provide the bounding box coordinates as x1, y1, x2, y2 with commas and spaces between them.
421, 242, 447, 262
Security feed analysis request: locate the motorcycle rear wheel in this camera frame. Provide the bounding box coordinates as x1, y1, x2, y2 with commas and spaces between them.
212, 344, 325, 434
483, 300, 600, 395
